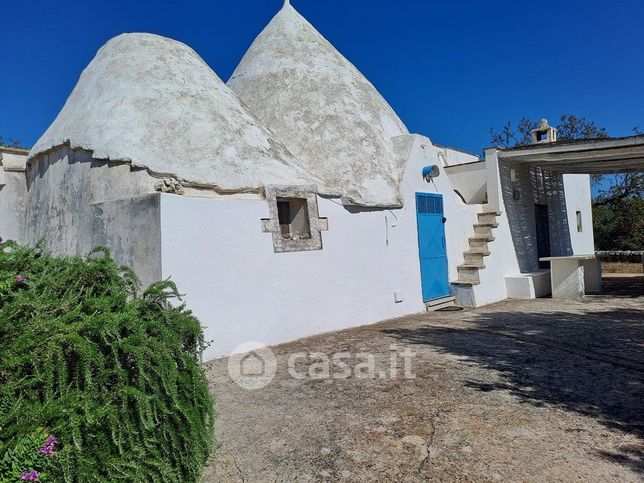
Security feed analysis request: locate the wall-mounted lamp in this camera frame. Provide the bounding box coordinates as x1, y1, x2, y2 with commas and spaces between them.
422, 165, 440, 183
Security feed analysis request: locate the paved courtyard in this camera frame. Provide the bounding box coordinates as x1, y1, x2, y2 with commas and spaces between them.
203, 277, 643, 482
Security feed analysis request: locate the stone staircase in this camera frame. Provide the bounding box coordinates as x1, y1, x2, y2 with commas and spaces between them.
453, 211, 501, 286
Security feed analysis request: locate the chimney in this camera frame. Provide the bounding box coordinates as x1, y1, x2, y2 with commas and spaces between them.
531, 119, 557, 144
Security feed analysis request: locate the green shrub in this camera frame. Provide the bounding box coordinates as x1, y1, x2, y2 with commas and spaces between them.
0, 242, 214, 482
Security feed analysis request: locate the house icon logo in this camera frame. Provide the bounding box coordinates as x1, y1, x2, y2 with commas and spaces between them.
240, 351, 266, 377
228, 342, 277, 390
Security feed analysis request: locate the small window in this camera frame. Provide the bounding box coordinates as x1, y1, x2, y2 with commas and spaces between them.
576, 211, 583, 232
261, 186, 328, 253
277, 197, 311, 240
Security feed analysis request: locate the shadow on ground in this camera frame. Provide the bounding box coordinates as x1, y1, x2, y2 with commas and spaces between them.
602, 275, 644, 297
383, 304, 644, 469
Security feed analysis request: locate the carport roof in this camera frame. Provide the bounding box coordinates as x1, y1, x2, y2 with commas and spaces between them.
495, 134, 644, 174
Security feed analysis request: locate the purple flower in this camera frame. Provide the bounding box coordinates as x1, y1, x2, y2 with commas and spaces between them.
38, 434, 57, 457
43, 436, 57, 448
38, 447, 56, 457
0, 236, 3, 243
20, 470, 39, 481
15, 275, 27, 283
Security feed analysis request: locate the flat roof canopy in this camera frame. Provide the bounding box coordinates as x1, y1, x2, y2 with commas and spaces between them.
496, 135, 644, 174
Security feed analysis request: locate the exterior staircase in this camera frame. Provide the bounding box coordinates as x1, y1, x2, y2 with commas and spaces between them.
453, 211, 501, 287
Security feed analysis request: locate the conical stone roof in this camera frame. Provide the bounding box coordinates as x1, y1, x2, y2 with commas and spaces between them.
228, 3, 409, 207
30, 33, 312, 193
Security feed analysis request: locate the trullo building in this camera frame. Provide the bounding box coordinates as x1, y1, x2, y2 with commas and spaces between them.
1, 1, 604, 359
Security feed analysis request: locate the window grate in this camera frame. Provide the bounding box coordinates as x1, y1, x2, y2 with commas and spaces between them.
417, 195, 442, 215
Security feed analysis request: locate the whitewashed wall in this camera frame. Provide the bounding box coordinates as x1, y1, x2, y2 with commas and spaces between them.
17, 145, 595, 359
463, 165, 595, 306
400, 137, 480, 284
18, 143, 481, 361
444, 161, 488, 204
0, 171, 27, 242
563, 174, 594, 254
0, 150, 28, 242
160, 135, 480, 359
435, 145, 481, 167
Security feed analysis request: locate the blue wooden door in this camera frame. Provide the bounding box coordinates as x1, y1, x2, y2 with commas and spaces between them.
416, 193, 449, 302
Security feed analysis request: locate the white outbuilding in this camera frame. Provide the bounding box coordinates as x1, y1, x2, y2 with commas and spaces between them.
1, 2, 614, 360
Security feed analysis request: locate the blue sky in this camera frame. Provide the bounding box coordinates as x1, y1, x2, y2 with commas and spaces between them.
1, 0, 642, 156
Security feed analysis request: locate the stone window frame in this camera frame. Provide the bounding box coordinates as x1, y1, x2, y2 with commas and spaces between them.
261, 185, 328, 253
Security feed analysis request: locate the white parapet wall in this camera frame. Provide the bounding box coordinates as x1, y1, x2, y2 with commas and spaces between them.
0, 148, 28, 242
444, 160, 488, 204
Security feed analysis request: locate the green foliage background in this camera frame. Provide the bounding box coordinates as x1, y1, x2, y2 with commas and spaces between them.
0, 242, 214, 482
593, 199, 644, 251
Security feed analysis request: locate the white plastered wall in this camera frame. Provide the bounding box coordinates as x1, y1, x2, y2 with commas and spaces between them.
562, 174, 594, 254
0, 151, 28, 242
398, 136, 481, 284
466, 152, 595, 306
159, 134, 480, 359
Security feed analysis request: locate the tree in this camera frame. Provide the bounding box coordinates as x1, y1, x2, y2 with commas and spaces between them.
592, 171, 644, 250
0, 135, 26, 149
593, 172, 644, 206
593, 199, 644, 250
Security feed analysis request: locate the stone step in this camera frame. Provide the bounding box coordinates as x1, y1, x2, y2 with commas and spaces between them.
452, 280, 481, 286
474, 225, 494, 237
456, 210, 500, 291
458, 263, 486, 269
457, 266, 480, 283
465, 248, 491, 256
470, 235, 495, 242
425, 296, 456, 312
477, 212, 499, 224
463, 255, 485, 270
469, 238, 490, 249
464, 252, 485, 265
474, 222, 499, 229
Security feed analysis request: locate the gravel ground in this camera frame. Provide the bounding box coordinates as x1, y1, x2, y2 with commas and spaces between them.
202, 277, 643, 482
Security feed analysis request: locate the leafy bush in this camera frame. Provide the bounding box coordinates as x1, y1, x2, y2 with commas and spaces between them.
0, 242, 214, 482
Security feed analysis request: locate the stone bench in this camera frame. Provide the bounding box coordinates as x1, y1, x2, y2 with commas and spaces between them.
505, 270, 552, 299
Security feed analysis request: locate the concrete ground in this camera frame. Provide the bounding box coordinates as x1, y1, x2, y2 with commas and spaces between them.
202, 277, 643, 482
